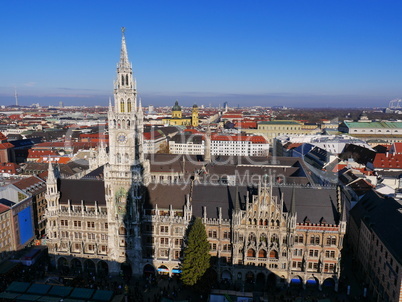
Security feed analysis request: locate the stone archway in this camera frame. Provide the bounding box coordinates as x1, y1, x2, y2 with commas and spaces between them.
71, 258, 82, 274
306, 276, 319, 289
143, 264, 155, 277
97, 261, 108, 276
323, 278, 335, 288
256, 273, 265, 291
121, 262, 132, 280
157, 265, 169, 276
266, 273, 277, 289
172, 266, 182, 276
57, 257, 68, 273
221, 270, 232, 282
290, 276, 303, 287
246, 271, 254, 283
323, 278, 336, 293
83, 259, 96, 274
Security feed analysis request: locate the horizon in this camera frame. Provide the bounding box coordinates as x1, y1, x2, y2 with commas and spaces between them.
1, 1, 402, 108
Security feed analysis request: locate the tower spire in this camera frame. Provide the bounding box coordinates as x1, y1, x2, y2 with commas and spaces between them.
290, 185, 296, 214
119, 27, 130, 69
14, 87, 18, 106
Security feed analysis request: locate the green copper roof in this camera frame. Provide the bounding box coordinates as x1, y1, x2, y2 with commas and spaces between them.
344, 121, 402, 128
172, 100, 181, 111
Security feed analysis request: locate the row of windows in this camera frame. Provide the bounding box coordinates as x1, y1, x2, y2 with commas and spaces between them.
58, 220, 108, 229
294, 235, 337, 246
210, 243, 232, 251
208, 230, 230, 239
291, 261, 335, 272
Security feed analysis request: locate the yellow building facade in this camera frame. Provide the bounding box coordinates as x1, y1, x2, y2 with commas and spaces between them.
163, 101, 199, 127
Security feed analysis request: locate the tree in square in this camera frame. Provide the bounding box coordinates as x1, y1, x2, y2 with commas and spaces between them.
181, 217, 211, 286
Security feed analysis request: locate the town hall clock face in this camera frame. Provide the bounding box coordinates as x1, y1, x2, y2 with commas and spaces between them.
117, 133, 127, 144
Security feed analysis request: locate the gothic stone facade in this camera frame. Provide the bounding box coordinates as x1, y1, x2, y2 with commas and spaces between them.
45, 29, 346, 290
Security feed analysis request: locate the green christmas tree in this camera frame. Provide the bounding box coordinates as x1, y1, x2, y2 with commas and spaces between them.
181, 217, 211, 286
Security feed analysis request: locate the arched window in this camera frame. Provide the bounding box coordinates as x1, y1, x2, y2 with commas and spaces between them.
264, 219, 268, 226
269, 250, 278, 259
258, 249, 267, 258
117, 153, 121, 164
119, 226, 126, 235
248, 233, 256, 245
276, 220, 280, 226
127, 100, 132, 113
247, 248, 256, 257
259, 219, 263, 226
126, 75, 129, 86
125, 153, 129, 163
120, 100, 125, 113
260, 234, 268, 245
121, 75, 125, 86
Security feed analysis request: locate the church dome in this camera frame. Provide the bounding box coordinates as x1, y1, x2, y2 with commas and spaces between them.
172, 101, 181, 111
192, 104, 198, 108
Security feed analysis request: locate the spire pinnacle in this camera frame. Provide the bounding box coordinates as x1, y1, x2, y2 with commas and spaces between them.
47, 160, 56, 184
138, 97, 142, 111
290, 185, 296, 214
119, 27, 130, 69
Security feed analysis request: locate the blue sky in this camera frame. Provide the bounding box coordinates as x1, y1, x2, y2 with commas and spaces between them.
1, 0, 402, 108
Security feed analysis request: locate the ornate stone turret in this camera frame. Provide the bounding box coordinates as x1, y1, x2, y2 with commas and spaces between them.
288, 185, 297, 230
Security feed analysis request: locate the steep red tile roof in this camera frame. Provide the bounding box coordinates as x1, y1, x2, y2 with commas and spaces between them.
143, 131, 165, 140
392, 142, 402, 154
0, 132, 8, 141
373, 153, 402, 169
222, 114, 243, 119
183, 129, 201, 134
79, 133, 108, 139
0, 162, 19, 174
28, 150, 58, 158
211, 135, 268, 144
37, 171, 48, 181
234, 121, 257, 129
0, 203, 10, 214
13, 176, 46, 194
37, 156, 71, 164
0, 142, 14, 149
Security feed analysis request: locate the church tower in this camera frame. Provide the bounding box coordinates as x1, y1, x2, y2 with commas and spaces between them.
191, 104, 199, 127
104, 28, 148, 275
172, 100, 182, 118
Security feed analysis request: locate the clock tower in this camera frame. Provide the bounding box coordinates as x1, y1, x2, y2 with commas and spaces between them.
104, 28, 149, 275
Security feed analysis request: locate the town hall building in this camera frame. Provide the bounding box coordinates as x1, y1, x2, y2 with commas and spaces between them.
44, 29, 346, 291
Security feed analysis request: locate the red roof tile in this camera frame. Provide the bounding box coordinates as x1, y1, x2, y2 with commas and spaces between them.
0, 204, 10, 214
0, 142, 14, 149
373, 153, 402, 169
211, 135, 268, 144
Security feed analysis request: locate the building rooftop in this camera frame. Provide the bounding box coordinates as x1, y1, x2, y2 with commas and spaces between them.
344, 121, 402, 129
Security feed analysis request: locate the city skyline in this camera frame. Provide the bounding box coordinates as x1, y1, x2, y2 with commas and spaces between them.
1, 0, 402, 108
